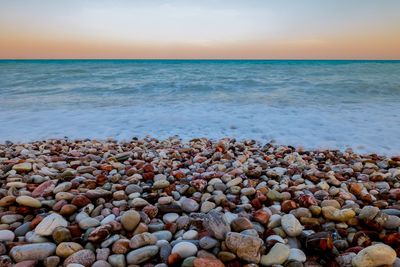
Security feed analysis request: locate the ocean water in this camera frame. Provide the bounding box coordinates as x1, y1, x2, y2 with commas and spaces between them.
0, 60, 400, 155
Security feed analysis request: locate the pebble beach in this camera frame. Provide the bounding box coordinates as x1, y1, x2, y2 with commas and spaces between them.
0, 137, 400, 267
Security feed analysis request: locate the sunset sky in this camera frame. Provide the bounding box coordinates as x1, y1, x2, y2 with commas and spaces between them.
1, 0, 399, 59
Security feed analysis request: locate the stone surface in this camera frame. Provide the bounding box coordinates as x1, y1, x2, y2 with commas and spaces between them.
63, 249, 95, 267
126, 245, 159, 265
171, 242, 198, 258
225, 232, 263, 263
281, 214, 303, 237
260, 243, 290, 266
10, 243, 57, 262
352, 243, 397, 267
16, 196, 41, 208
35, 213, 69, 236
120, 210, 140, 231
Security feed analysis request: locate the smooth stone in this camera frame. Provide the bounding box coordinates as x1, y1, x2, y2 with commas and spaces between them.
79, 217, 100, 230
126, 245, 159, 265
92, 260, 112, 267
359, 206, 380, 220
199, 236, 218, 249
12, 162, 32, 172
260, 243, 290, 266
54, 182, 72, 193
153, 230, 173, 241
288, 248, 307, 263
108, 254, 126, 267
0, 230, 15, 241
15, 222, 31, 237
183, 230, 198, 240
180, 197, 199, 212
120, 210, 140, 231
383, 215, 400, 229
63, 249, 96, 267
200, 201, 216, 213
281, 214, 303, 237
16, 196, 41, 208
322, 207, 356, 222
43, 256, 61, 267
53, 227, 72, 244
203, 210, 231, 240
35, 213, 69, 236
130, 232, 157, 249
163, 213, 179, 224
56, 242, 84, 258
352, 243, 397, 267
26, 231, 50, 243
101, 214, 116, 225
225, 232, 263, 263
171, 242, 198, 258
10, 243, 57, 262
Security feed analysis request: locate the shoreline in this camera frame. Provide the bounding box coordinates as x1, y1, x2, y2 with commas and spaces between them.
0, 137, 399, 266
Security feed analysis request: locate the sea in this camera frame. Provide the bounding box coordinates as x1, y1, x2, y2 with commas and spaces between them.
0, 60, 399, 155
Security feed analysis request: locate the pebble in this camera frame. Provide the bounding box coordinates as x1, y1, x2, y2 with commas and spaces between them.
35, 213, 69, 236
225, 232, 263, 263
56, 242, 84, 258
120, 210, 140, 231
352, 243, 397, 267
16, 196, 42, 208
10, 243, 57, 262
281, 214, 303, 237
0, 230, 15, 241
171, 241, 198, 258
63, 249, 95, 267
260, 243, 290, 266
126, 245, 159, 265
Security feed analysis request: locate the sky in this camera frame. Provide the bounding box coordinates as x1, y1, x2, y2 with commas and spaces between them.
1, 0, 399, 59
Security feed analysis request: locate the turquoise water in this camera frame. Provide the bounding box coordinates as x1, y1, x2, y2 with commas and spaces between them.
0, 60, 400, 154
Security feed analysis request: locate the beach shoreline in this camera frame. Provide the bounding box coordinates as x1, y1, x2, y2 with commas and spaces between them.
0, 137, 399, 266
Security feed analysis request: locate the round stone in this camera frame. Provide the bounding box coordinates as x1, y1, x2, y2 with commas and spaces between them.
121, 210, 141, 231
260, 243, 290, 266
35, 213, 69, 236
0, 230, 15, 241
63, 249, 95, 267
171, 242, 198, 258
126, 245, 159, 265
16, 196, 41, 208
352, 243, 397, 267
281, 214, 303, 237
10, 243, 56, 262
56, 242, 83, 258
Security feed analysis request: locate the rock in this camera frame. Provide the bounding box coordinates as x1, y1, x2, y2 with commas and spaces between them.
225, 232, 263, 263
202, 210, 231, 240
352, 243, 397, 267
171, 242, 198, 258
121, 210, 140, 231
231, 217, 253, 232
281, 214, 303, 237
199, 236, 218, 249
43, 256, 61, 267
10, 243, 56, 262
359, 206, 380, 220
32, 180, 55, 198
0, 230, 15, 241
35, 213, 69, 236
63, 249, 95, 267
108, 254, 125, 267
53, 227, 72, 243
0, 196, 16, 206
163, 213, 179, 224
130, 232, 157, 249
193, 258, 225, 267
78, 217, 100, 229
92, 260, 112, 267
288, 248, 306, 263
180, 197, 199, 212
183, 230, 198, 240
383, 215, 400, 229
56, 242, 83, 258
16, 196, 42, 208
153, 230, 173, 241
260, 243, 290, 266
126, 245, 159, 265
322, 207, 356, 222
13, 162, 32, 172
